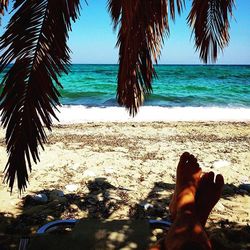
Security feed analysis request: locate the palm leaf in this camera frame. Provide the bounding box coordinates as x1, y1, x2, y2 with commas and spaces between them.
187, 0, 234, 63
169, 0, 185, 21
0, 0, 9, 15
108, 0, 184, 115
0, 0, 80, 192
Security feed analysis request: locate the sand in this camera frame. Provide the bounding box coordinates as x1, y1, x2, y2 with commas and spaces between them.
0, 121, 250, 249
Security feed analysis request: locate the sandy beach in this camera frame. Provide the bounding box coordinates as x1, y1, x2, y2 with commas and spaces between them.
0, 121, 250, 249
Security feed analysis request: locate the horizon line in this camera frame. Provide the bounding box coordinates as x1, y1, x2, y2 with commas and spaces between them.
3, 63, 250, 67
70, 63, 250, 66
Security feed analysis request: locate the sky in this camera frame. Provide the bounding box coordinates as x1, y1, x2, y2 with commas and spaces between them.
0, 0, 250, 64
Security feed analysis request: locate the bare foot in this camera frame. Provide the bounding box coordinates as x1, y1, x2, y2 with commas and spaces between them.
195, 171, 224, 227
169, 152, 202, 220
165, 153, 213, 250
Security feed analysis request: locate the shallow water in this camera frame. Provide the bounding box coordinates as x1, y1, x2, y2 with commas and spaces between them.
56, 64, 250, 108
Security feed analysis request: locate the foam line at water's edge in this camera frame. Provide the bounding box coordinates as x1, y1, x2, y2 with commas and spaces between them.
51, 105, 250, 124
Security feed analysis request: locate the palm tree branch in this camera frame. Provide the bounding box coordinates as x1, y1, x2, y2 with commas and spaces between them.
169, 0, 185, 20
0, 0, 8, 15
0, 0, 80, 192
109, 0, 164, 115
109, 0, 185, 115
187, 0, 235, 63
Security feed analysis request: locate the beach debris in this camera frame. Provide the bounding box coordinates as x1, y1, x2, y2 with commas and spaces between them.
83, 170, 96, 178
140, 202, 153, 211
31, 194, 48, 204
212, 160, 230, 169
239, 184, 250, 193
65, 184, 79, 192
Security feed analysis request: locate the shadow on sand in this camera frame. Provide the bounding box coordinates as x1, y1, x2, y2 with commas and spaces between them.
0, 178, 249, 249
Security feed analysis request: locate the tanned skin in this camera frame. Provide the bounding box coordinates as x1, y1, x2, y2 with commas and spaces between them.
150, 152, 224, 250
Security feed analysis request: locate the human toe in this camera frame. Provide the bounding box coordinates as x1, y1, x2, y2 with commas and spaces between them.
207, 171, 215, 183
179, 152, 190, 163
215, 174, 224, 188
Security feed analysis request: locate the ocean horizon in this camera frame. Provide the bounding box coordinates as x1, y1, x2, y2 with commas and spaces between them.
1, 64, 250, 123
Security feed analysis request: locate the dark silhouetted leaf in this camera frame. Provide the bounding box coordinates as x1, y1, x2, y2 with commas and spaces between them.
188, 0, 235, 63
0, 0, 8, 15
0, 0, 80, 192
108, 0, 185, 115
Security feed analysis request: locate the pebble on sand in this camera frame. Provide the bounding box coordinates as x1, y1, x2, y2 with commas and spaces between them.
83, 170, 96, 178
65, 184, 79, 192
212, 160, 230, 169
214, 202, 225, 212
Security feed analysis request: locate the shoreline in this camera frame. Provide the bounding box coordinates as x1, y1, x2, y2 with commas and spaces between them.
52, 106, 250, 124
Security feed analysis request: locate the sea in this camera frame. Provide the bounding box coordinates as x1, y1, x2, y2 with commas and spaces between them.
1, 64, 250, 123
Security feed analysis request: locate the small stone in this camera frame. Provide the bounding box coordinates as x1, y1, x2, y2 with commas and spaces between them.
212, 160, 230, 169
109, 195, 122, 201
32, 194, 48, 204
69, 204, 79, 212
239, 184, 250, 193
46, 215, 55, 221
83, 170, 96, 178
96, 193, 104, 202
70, 164, 80, 171
104, 167, 114, 174
65, 184, 78, 192
140, 202, 153, 210
214, 202, 225, 212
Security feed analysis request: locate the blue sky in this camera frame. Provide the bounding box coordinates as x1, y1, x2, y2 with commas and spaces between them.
1, 0, 250, 64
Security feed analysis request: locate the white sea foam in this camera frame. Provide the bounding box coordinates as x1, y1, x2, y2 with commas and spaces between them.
52, 105, 250, 124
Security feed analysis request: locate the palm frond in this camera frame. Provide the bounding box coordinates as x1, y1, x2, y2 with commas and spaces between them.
109, 0, 184, 115
0, 0, 9, 15
0, 0, 80, 192
109, 0, 167, 116
107, 0, 121, 30
169, 0, 185, 21
187, 0, 234, 63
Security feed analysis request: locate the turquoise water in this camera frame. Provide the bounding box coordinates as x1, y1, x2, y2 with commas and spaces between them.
1, 64, 250, 107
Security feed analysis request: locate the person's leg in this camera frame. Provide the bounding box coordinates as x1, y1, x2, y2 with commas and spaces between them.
169, 152, 202, 221
165, 152, 211, 250
150, 152, 224, 250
